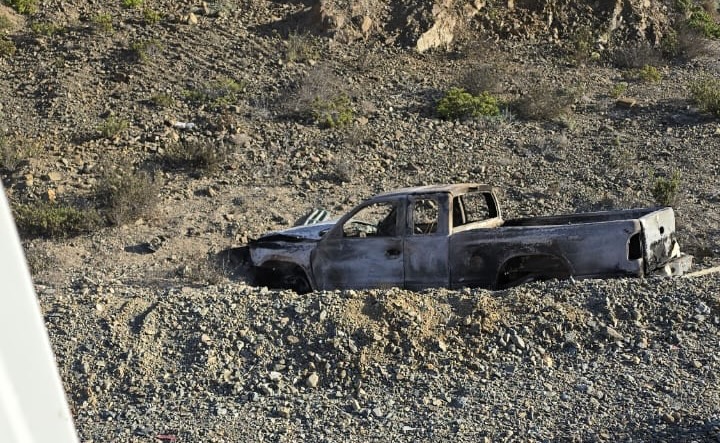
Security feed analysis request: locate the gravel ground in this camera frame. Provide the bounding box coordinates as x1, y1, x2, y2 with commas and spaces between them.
1, 0, 720, 441
39, 275, 720, 442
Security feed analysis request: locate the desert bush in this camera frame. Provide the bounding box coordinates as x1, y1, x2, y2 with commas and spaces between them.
91, 13, 114, 33
185, 77, 245, 108
13, 201, 100, 239
688, 8, 720, 38
142, 7, 161, 24
122, 0, 142, 8
4, 0, 37, 14
437, 87, 500, 120
312, 94, 353, 128
98, 116, 129, 139
287, 66, 355, 128
663, 22, 715, 60
610, 82, 628, 98
175, 253, 228, 284
149, 93, 174, 108
611, 44, 662, 69
512, 86, 577, 121
0, 38, 15, 57
161, 139, 232, 173
637, 65, 662, 82
1, 137, 30, 171
285, 31, 317, 63
651, 170, 682, 206
0, 13, 12, 31
329, 158, 354, 183
30, 21, 64, 36
457, 64, 502, 96
690, 77, 720, 116
95, 166, 158, 225
570, 25, 595, 63
128, 38, 162, 63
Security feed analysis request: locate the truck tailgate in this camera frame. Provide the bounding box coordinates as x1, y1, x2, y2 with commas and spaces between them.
639, 207, 680, 272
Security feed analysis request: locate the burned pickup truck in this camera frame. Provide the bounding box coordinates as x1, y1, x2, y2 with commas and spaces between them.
248, 184, 691, 293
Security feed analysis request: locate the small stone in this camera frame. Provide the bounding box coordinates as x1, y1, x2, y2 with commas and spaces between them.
616, 97, 637, 108
200, 333, 212, 345
47, 171, 62, 181
360, 16, 372, 34
306, 372, 319, 388
259, 383, 273, 396
185, 12, 198, 25
602, 326, 623, 341
278, 407, 291, 418
511, 334, 526, 350
372, 407, 384, 418
438, 339, 448, 352
350, 399, 361, 412
231, 133, 251, 147
269, 371, 282, 382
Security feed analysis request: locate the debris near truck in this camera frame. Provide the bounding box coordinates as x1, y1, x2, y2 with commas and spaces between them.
247, 184, 692, 293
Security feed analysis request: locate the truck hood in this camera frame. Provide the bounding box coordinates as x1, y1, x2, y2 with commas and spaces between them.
255, 220, 337, 242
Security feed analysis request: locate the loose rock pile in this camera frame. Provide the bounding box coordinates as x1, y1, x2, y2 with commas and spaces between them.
41, 275, 720, 441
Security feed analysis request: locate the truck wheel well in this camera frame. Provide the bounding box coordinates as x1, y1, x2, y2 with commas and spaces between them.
254, 261, 312, 294
496, 254, 571, 288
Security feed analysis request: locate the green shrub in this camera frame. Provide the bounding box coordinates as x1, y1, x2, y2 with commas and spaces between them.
95, 166, 158, 225
149, 93, 174, 108
142, 7, 162, 24
0, 13, 12, 31
91, 13, 114, 33
122, 0, 143, 8
13, 201, 100, 239
30, 21, 64, 36
98, 116, 129, 139
4, 0, 37, 14
0, 38, 15, 57
638, 65, 662, 82
286, 66, 356, 128
437, 87, 500, 120
688, 9, 720, 38
184, 78, 245, 107
690, 77, 720, 116
651, 171, 682, 206
128, 39, 162, 63
312, 94, 353, 128
610, 82, 628, 98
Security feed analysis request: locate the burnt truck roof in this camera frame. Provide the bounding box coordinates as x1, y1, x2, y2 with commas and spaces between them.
372, 183, 495, 199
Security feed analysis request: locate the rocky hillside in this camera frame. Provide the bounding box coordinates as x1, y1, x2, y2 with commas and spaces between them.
1, 0, 720, 440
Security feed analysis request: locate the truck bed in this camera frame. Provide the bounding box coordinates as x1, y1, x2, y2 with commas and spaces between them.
502, 207, 662, 227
